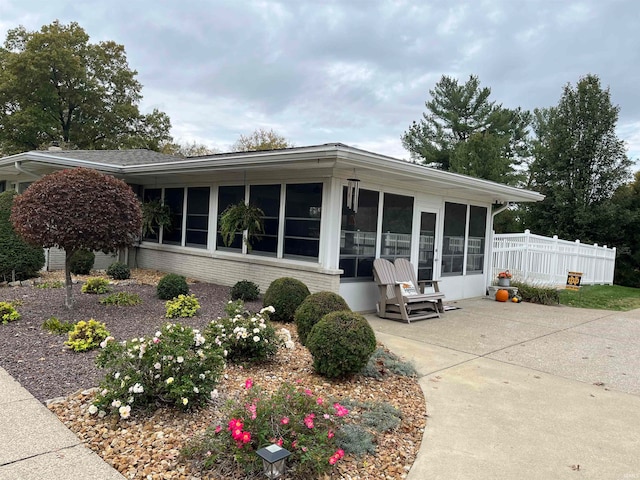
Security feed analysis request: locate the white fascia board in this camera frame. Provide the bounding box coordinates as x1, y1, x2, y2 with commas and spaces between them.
0, 152, 122, 173
333, 146, 544, 203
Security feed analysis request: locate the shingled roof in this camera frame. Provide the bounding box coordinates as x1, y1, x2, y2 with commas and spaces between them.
39, 149, 186, 166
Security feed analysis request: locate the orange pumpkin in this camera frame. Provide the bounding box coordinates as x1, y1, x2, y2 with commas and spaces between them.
495, 289, 509, 302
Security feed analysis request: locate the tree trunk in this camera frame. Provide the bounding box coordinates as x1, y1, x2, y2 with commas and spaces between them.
64, 249, 75, 309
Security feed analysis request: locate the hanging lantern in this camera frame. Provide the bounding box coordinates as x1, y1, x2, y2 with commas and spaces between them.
346, 177, 360, 212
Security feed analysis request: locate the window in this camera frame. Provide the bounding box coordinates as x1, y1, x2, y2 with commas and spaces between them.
340, 187, 379, 279
466, 206, 487, 273
442, 202, 466, 276
217, 186, 245, 251
142, 188, 162, 243
380, 193, 413, 261
250, 184, 281, 256
284, 183, 322, 259
0, 181, 5, 193
185, 187, 210, 248
163, 188, 184, 245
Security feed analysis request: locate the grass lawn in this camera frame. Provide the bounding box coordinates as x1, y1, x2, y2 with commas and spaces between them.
559, 284, 640, 311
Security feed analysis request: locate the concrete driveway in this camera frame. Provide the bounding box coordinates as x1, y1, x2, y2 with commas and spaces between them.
366, 298, 640, 479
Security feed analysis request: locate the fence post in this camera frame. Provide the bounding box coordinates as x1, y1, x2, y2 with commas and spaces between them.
523, 229, 530, 282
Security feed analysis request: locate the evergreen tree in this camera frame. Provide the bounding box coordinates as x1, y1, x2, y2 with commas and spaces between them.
402, 75, 530, 185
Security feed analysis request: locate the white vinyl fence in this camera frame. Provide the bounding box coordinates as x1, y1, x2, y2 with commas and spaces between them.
492, 230, 616, 286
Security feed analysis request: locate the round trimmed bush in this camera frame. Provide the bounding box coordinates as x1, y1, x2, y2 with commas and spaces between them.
294, 291, 350, 346
262, 277, 310, 323
230, 279, 260, 301
157, 273, 189, 300
69, 249, 95, 275
306, 310, 377, 378
106, 261, 131, 280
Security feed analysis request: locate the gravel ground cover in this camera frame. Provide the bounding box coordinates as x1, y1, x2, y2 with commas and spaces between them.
0, 270, 426, 479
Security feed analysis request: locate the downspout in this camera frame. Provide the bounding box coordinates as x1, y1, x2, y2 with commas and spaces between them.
14, 161, 42, 180
486, 202, 514, 293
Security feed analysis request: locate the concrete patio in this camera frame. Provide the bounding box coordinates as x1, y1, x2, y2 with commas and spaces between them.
367, 297, 640, 479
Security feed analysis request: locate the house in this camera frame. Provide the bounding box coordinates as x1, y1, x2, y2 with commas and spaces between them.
0, 144, 543, 311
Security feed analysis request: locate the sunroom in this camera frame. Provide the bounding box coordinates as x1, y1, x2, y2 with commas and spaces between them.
0, 144, 543, 311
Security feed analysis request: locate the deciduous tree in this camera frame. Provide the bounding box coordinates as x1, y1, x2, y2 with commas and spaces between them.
525, 74, 632, 242
0, 20, 171, 153
11, 168, 142, 307
232, 128, 293, 152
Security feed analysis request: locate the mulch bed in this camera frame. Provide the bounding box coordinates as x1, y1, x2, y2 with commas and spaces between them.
0, 270, 426, 479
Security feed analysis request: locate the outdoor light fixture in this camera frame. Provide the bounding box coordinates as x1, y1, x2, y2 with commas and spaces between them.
346, 177, 360, 212
256, 444, 291, 479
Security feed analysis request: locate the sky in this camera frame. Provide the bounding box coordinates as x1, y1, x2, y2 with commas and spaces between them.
1, 0, 639, 162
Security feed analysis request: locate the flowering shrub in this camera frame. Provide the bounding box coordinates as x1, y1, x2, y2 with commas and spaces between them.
182, 381, 350, 478
92, 322, 225, 419
0, 301, 20, 324
165, 294, 201, 318
81, 277, 111, 294
204, 300, 281, 363
65, 319, 110, 352
497, 270, 512, 279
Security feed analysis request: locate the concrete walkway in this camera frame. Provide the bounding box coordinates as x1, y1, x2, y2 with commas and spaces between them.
367, 298, 640, 480
0, 367, 124, 480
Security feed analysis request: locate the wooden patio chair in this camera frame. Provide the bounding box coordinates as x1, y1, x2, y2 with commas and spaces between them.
373, 258, 441, 323
394, 258, 445, 314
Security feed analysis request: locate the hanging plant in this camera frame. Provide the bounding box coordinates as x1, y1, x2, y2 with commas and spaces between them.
141, 200, 172, 237
219, 202, 264, 251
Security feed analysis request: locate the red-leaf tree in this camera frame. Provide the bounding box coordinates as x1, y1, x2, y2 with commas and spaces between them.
10, 168, 142, 308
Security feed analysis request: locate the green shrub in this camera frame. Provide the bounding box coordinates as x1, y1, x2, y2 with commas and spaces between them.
165, 294, 201, 318
42, 316, 75, 334
106, 261, 131, 280
81, 277, 111, 294
93, 323, 225, 418
361, 347, 417, 379
294, 291, 350, 346
65, 319, 110, 352
182, 382, 350, 478
262, 277, 310, 323
204, 300, 281, 363
35, 280, 64, 289
99, 292, 141, 306
512, 281, 560, 305
69, 249, 95, 275
307, 311, 377, 378
0, 190, 45, 281
230, 280, 260, 301
0, 301, 20, 324
157, 273, 189, 300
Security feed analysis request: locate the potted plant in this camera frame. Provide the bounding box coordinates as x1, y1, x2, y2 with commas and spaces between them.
219, 202, 264, 251
497, 270, 512, 287
141, 199, 172, 238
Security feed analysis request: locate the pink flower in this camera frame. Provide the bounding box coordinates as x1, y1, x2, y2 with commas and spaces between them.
327, 430, 334, 439
291, 440, 297, 449
228, 418, 244, 431
329, 456, 337, 465
280, 417, 289, 425
152, 337, 160, 344
245, 378, 253, 390
214, 425, 222, 434
241, 431, 251, 444
336, 449, 345, 459
333, 403, 349, 417
277, 438, 283, 447
232, 428, 243, 440
302, 446, 308, 452
316, 397, 323, 405
304, 388, 313, 396
304, 413, 315, 429
247, 403, 257, 420
323, 413, 330, 419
